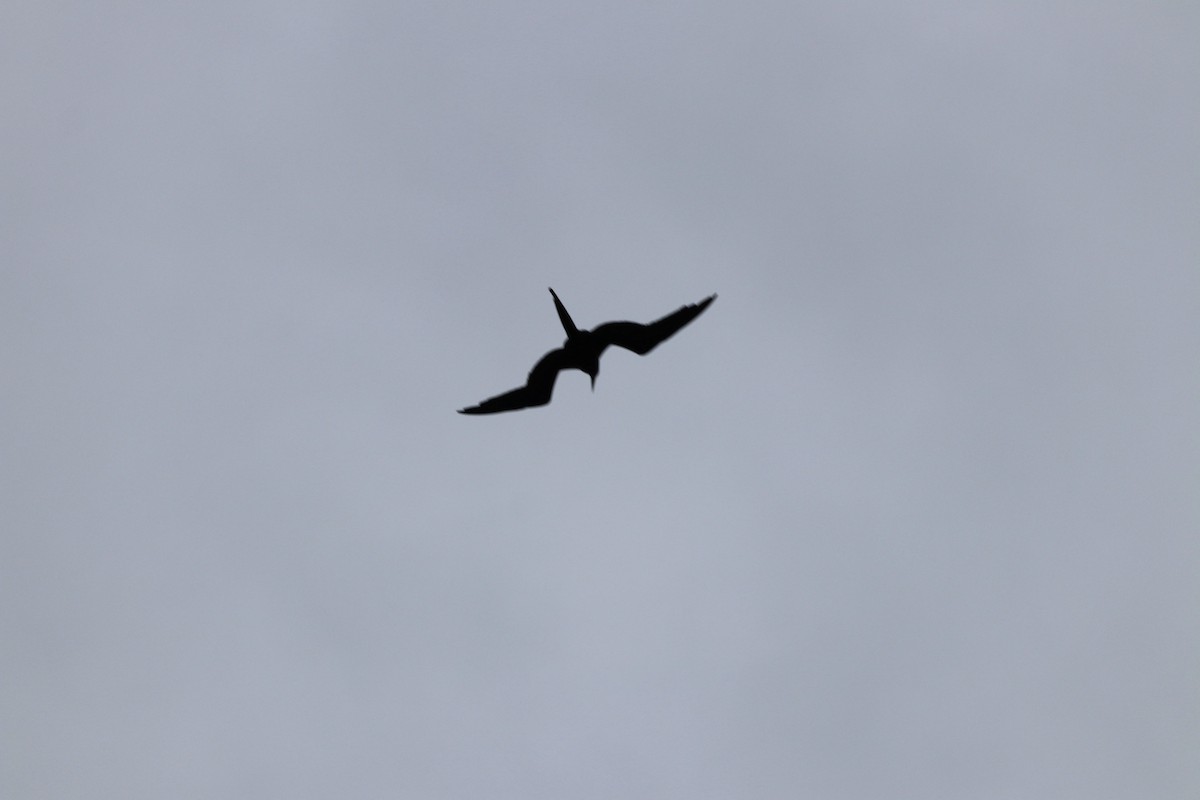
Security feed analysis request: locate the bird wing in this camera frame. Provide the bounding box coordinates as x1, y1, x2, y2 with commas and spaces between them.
592, 294, 716, 356
458, 347, 571, 414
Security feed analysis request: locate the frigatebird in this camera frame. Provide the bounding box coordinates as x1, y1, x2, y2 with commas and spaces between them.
458, 289, 716, 414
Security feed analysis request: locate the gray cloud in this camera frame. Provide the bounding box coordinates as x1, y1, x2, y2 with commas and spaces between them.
3, 2, 1197, 798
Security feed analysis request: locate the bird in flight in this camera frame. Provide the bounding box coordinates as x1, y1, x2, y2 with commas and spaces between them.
459, 288, 716, 414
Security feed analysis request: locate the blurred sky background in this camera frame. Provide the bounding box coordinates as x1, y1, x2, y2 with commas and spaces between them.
3, 2, 1198, 798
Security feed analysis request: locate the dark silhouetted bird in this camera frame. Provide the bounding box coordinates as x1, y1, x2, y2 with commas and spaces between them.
458, 289, 716, 414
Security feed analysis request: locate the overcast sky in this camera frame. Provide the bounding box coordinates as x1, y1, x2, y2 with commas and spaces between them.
3, 2, 1198, 798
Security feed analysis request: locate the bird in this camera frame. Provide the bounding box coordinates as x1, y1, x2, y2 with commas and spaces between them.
458, 288, 716, 414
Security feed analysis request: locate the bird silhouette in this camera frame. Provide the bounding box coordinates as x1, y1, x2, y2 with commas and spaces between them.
458, 289, 716, 414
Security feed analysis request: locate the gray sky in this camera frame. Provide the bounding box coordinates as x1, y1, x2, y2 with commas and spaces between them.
3, 2, 1198, 798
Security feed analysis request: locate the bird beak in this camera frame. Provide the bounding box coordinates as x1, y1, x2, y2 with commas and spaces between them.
590, 374, 596, 391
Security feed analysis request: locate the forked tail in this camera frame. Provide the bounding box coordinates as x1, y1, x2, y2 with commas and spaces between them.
548, 288, 579, 338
